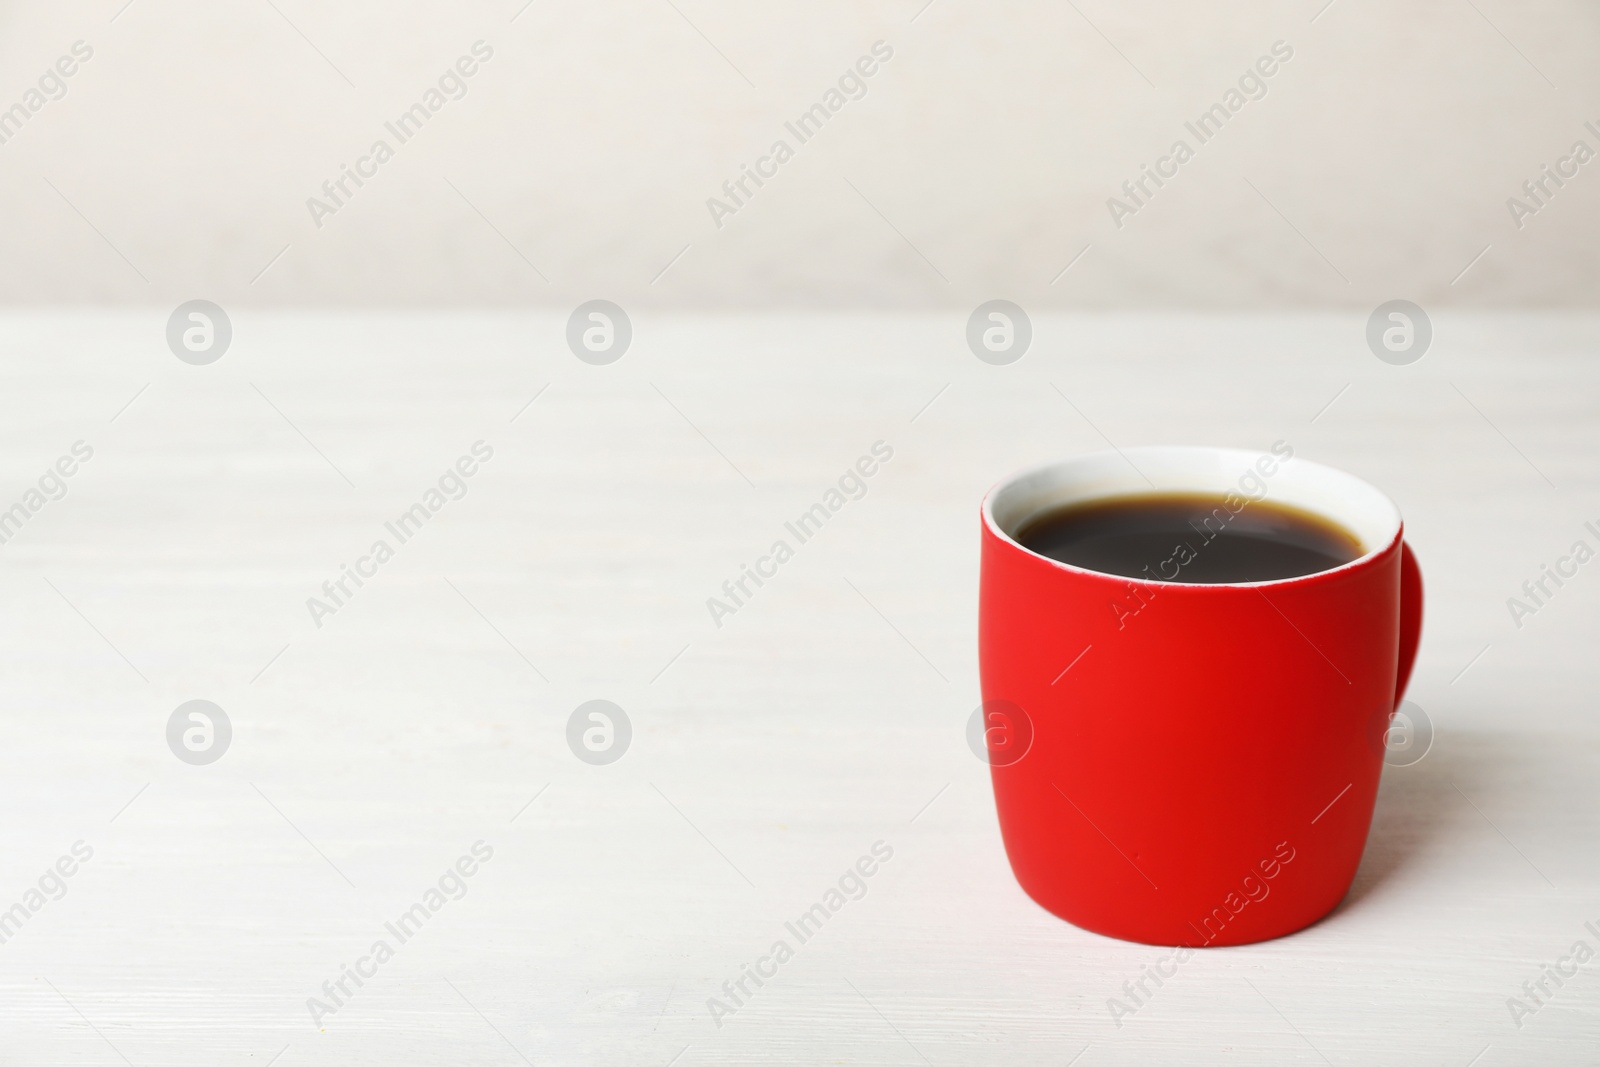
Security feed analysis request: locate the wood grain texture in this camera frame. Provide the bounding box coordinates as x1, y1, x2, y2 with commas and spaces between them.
0, 312, 1595, 1065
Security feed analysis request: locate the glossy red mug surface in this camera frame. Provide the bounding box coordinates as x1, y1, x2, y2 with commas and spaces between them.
978, 445, 1422, 946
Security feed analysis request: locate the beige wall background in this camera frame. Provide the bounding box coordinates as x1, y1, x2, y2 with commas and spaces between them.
0, 0, 1596, 308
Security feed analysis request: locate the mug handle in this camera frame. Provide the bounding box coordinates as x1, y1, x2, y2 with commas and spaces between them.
1395, 541, 1423, 708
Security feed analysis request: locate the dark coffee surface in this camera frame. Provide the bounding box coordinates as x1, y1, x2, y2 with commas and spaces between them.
1015, 492, 1362, 583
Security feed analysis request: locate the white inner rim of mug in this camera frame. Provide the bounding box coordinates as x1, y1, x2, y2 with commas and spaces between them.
984, 446, 1403, 587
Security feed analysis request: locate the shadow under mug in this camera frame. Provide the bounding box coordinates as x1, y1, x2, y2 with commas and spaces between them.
978, 445, 1422, 946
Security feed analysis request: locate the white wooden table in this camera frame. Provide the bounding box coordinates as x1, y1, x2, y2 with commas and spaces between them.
2, 311, 1596, 1065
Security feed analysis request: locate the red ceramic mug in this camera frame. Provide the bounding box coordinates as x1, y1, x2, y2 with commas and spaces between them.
978, 445, 1422, 946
